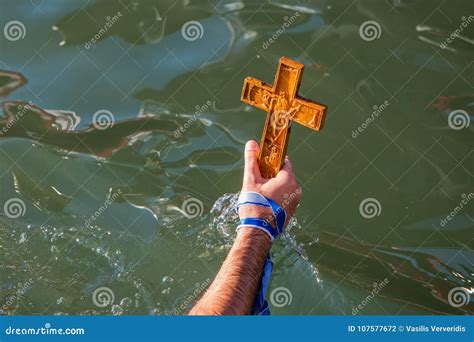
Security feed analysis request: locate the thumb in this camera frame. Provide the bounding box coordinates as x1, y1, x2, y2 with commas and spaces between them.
243, 140, 261, 184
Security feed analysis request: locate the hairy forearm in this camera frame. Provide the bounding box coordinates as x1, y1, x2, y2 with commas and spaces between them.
189, 228, 271, 315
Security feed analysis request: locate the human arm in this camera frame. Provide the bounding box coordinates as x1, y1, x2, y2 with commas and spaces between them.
189, 140, 302, 315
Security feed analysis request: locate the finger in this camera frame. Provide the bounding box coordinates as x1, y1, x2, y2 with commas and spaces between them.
282, 156, 293, 172
276, 156, 293, 179
243, 140, 261, 184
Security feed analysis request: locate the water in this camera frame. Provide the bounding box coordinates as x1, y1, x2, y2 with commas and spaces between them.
1, 0, 473, 315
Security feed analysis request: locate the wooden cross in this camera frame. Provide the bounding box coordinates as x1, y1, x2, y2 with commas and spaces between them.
241, 56, 328, 178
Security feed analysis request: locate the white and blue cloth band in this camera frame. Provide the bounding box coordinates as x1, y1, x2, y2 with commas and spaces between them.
236, 191, 287, 241
238, 218, 279, 241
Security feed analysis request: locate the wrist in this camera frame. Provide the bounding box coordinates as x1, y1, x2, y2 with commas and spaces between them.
237, 226, 272, 250
238, 204, 276, 228
238, 204, 272, 219
237, 191, 287, 242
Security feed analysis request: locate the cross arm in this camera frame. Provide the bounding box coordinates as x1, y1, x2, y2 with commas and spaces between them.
241, 77, 275, 112
291, 97, 327, 131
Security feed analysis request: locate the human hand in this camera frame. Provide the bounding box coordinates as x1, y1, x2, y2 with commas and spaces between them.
239, 140, 302, 230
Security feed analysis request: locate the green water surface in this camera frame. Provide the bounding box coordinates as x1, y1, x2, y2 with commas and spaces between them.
0, 0, 473, 315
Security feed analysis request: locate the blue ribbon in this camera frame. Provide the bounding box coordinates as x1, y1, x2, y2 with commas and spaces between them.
237, 192, 287, 234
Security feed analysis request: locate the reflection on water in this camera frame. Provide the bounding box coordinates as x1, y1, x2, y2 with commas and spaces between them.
0, 0, 472, 315
0, 70, 27, 97
1, 101, 182, 157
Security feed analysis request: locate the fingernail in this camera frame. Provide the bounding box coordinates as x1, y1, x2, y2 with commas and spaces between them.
246, 140, 258, 151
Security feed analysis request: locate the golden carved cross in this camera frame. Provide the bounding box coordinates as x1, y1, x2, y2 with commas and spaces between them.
241, 56, 328, 178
